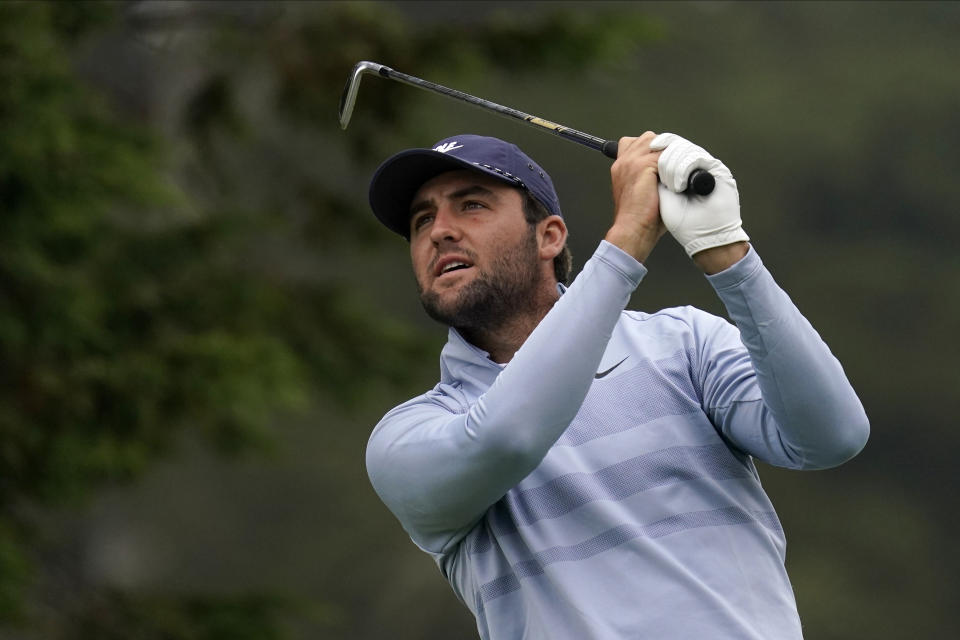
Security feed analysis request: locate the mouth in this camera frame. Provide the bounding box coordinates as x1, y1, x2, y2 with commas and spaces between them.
434, 256, 475, 279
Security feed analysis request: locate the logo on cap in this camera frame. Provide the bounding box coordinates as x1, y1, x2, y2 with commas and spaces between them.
433, 141, 464, 153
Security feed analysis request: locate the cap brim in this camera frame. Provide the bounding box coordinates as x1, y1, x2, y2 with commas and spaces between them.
368, 149, 515, 238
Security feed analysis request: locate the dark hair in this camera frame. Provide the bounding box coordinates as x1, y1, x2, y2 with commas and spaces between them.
521, 191, 573, 285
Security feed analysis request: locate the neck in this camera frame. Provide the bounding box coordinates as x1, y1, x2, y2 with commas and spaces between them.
458, 286, 559, 364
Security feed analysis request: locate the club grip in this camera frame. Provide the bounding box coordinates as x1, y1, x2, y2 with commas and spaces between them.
601, 140, 715, 196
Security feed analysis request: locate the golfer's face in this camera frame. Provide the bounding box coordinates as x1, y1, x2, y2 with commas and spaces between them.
408, 170, 527, 302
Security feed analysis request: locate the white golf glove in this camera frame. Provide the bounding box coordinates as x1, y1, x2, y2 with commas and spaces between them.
651, 132, 749, 257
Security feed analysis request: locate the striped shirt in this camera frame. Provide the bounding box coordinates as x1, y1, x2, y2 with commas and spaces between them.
367, 241, 869, 639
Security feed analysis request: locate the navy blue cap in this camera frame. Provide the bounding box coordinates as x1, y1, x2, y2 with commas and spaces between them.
368, 134, 562, 238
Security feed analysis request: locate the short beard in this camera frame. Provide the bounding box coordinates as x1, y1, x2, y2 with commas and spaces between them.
418, 225, 543, 334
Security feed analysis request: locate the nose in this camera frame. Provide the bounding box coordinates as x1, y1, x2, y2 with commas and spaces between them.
429, 203, 462, 245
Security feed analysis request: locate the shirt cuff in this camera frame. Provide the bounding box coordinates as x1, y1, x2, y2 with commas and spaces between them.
704, 244, 763, 292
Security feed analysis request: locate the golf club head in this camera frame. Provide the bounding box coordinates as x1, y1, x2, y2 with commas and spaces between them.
339, 61, 388, 130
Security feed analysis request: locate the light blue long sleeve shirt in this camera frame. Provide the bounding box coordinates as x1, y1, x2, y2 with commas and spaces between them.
366, 241, 869, 639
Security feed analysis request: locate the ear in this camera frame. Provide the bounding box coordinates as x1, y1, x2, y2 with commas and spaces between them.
537, 215, 567, 261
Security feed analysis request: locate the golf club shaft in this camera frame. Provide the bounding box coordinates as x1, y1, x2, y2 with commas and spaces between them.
341, 62, 715, 195
381, 66, 615, 155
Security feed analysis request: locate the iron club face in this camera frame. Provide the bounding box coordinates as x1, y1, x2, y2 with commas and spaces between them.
338, 61, 387, 130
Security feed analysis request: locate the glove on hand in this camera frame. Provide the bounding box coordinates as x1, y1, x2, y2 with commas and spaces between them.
651, 132, 749, 257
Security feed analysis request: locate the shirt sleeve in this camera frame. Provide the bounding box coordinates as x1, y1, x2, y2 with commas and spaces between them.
366, 241, 647, 553
697, 246, 870, 469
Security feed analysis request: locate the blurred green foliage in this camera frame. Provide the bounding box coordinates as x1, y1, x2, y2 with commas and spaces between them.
47, 590, 294, 640
0, 0, 664, 637
0, 2, 306, 631
0, 1, 957, 639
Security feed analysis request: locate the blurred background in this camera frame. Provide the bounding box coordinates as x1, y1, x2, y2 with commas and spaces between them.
1, 1, 957, 638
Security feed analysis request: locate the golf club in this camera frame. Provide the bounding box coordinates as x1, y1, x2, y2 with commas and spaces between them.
339, 61, 715, 196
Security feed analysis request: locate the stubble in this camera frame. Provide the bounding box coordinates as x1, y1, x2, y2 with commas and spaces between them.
417, 226, 543, 333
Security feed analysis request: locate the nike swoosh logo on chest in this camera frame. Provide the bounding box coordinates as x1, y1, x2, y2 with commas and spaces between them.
595, 356, 629, 379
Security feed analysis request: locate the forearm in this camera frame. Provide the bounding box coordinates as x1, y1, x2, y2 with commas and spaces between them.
693, 241, 749, 275
367, 241, 646, 550
707, 247, 869, 468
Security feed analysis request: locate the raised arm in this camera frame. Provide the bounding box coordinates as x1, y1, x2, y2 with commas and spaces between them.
651, 132, 868, 468
366, 243, 644, 552
700, 248, 869, 468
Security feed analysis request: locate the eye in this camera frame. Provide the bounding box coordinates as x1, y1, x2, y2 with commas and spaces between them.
462, 200, 486, 210
411, 212, 434, 233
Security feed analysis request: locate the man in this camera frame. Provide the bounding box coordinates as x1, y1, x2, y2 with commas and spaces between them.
365, 131, 869, 639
